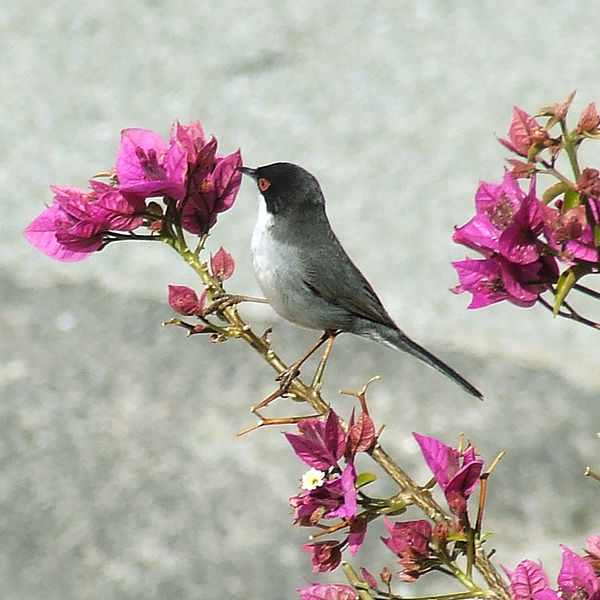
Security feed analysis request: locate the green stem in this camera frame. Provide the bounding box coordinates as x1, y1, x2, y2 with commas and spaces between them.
537, 165, 576, 189
369, 444, 450, 524
194, 233, 209, 256
341, 562, 376, 600
361, 493, 409, 515
560, 121, 581, 180
460, 512, 475, 580
344, 561, 489, 600
439, 551, 479, 594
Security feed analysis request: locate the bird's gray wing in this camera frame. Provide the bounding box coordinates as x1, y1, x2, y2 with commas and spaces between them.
300, 234, 396, 328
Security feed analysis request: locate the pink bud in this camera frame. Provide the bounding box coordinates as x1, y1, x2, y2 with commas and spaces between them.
210, 247, 235, 281
168, 285, 205, 316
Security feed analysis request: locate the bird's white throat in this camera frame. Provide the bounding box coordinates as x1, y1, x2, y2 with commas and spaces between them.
251, 195, 313, 326
251, 195, 276, 286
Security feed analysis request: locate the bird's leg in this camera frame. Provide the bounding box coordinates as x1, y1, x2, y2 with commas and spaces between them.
275, 330, 332, 391
204, 293, 268, 315
248, 330, 336, 419
310, 330, 340, 390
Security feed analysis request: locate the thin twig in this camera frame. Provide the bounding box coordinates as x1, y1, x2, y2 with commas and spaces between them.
585, 467, 600, 482
573, 283, 600, 300
538, 296, 600, 330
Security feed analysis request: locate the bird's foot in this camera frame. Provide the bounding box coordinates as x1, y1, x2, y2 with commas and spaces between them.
205, 293, 268, 315
246, 362, 301, 418
275, 362, 301, 392
204, 293, 245, 315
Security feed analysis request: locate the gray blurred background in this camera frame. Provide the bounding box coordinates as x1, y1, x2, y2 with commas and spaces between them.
2, 1, 600, 598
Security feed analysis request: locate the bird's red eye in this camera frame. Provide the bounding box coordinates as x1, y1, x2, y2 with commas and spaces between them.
258, 177, 271, 192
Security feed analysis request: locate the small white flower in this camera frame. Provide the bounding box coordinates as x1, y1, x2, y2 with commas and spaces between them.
301, 468, 326, 491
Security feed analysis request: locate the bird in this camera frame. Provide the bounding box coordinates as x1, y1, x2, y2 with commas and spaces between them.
238, 162, 483, 399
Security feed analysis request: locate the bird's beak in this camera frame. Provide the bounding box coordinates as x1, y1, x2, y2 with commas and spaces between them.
237, 166, 257, 179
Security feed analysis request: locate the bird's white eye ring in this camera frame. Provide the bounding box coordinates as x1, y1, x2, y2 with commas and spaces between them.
258, 178, 271, 192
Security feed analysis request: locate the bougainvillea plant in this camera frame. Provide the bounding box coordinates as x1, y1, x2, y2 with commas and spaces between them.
24, 97, 598, 600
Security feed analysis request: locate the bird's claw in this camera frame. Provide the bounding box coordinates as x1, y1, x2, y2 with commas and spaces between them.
276, 364, 301, 391
204, 293, 241, 315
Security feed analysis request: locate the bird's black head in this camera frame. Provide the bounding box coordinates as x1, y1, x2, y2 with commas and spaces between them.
238, 162, 325, 215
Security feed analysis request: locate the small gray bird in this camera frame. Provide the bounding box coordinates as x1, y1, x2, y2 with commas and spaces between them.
239, 162, 482, 399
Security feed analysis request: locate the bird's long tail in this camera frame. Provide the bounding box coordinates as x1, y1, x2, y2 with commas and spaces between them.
375, 326, 483, 399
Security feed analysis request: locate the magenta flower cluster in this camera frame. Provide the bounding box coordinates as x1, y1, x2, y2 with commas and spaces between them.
375, 434, 483, 583
24, 121, 242, 261
414, 432, 483, 516
286, 409, 375, 574
298, 423, 600, 600
452, 172, 560, 308
294, 424, 488, 597
452, 101, 600, 310
505, 538, 600, 600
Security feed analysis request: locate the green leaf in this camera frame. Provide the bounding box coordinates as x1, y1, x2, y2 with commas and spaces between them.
356, 472, 377, 488
542, 182, 568, 205
553, 265, 589, 314
562, 187, 581, 211
594, 226, 600, 248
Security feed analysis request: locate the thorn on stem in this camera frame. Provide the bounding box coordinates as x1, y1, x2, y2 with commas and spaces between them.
309, 519, 350, 539
238, 412, 326, 436
339, 375, 381, 414
585, 466, 600, 482
237, 421, 264, 436
484, 450, 506, 477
